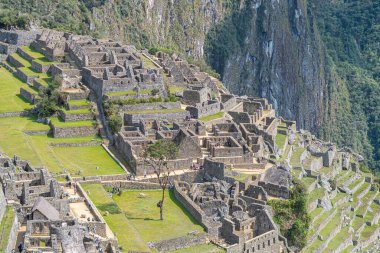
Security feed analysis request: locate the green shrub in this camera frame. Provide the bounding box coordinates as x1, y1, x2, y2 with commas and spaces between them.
268, 179, 310, 250
108, 114, 122, 134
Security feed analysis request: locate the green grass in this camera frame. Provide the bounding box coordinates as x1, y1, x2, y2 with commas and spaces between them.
275, 132, 287, 149
307, 187, 325, 205
20, 46, 45, 59
52, 146, 124, 176
141, 54, 158, 69
113, 189, 204, 242
0, 68, 34, 113
18, 67, 40, 77
360, 224, 378, 240
324, 226, 351, 252
290, 147, 305, 166
0, 206, 15, 252
62, 108, 92, 115
34, 58, 59, 65
106, 89, 151, 97
34, 77, 52, 88
0, 116, 123, 176
302, 176, 317, 187
68, 99, 91, 107
127, 108, 184, 115
199, 112, 224, 121
168, 244, 225, 253
9, 52, 31, 67
81, 184, 148, 252
168, 85, 185, 94
50, 116, 95, 128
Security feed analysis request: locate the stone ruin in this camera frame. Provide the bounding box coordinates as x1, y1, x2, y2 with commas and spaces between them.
0, 153, 118, 253
174, 172, 290, 253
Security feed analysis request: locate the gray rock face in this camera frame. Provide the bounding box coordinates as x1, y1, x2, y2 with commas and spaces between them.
207, 0, 327, 132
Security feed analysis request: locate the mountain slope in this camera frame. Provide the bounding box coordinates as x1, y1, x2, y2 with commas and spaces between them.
1, 0, 378, 169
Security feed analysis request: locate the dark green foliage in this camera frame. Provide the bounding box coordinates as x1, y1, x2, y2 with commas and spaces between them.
36, 77, 62, 118
103, 100, 122, 134
311, 0, 380, 170
268, 179, 310, 249
145, 139, 178, 161
0, 8, 30, 29
108, 114, 122, 134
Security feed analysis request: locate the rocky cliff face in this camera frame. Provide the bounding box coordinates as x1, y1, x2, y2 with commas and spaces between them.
205, 0, 328, 132
89, 0, 235, 58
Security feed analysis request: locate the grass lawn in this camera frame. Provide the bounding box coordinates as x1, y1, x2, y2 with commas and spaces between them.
113, 189, 204, 242
0, 206, 15, 252
106, 89, 151, 97
9, 52, 31, 67
0, 116, 124, 176
52, 146, 124, 176
62, 108, 92, 114
199, 112, 224, 122
68, 99, 91, 107
275, 132, 287, 149
141, 54, 158, 69
301, 176, 316, 187
290, 147, 305, 166
168, 244, 225, 253
324, 226, 351, 252
0, 67, 34, 113
34, 77, 52, 88
168, 85, 184, 94
20, 45, 45, 59
81, 184, 148, 252
50, 116, 95, 128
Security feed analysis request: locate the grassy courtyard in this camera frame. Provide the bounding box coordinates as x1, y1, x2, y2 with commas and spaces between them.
0, 67, 34, 113
0, 116, 124, 176
82, 184, 210, 252
199, 112, 224, 122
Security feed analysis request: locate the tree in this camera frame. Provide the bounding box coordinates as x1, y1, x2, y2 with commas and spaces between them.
108, 114, 122, 134
143, 139, 178, 220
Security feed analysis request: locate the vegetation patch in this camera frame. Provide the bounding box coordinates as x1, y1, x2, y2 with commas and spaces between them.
199, 112, 224, 122
0, 206, 15, 252
0, 68, 33, 113
268, 179, 310, 250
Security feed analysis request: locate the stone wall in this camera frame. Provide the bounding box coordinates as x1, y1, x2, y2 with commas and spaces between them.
52, 125, 98, 138
20, 87, 37, 104
0, 110, 33, 118
124, 110, 190, 125
0, 188, 6, 222
186, 102, 221, 118
7, 54, 25, 67
31, 60, 51, 73
258, 181, 290, 199
58, 110, 94, 122
16, 69, 38, 84
0, 29, 40, 45
119, 102, 181, 112
150, 233, 208, 252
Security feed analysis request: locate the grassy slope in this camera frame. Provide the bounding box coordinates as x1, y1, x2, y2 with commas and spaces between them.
82, 184, 212, 252
113, 190, 204, 242
0, 67, 34, 113
0, 206, 15, 252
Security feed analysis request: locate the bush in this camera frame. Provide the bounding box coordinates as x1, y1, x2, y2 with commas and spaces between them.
268, 179, 310, 250
108, 114, 122, 134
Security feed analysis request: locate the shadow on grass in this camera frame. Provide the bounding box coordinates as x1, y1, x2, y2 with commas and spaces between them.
16, 94, 34, 105
97, 203, 122, 214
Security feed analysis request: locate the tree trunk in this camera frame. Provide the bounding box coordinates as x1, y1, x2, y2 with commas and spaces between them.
160, 187, 165, 220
